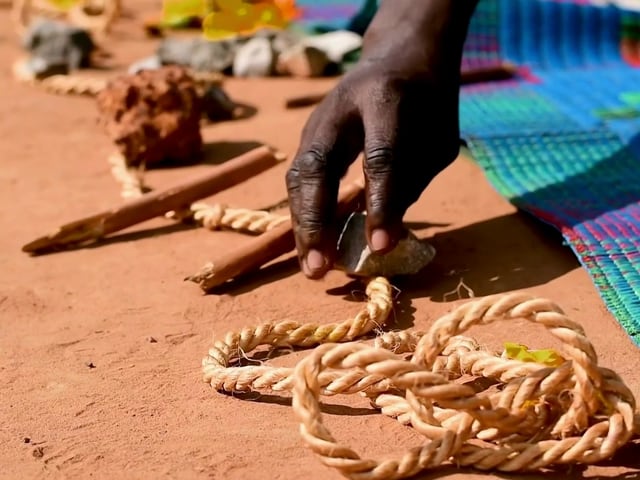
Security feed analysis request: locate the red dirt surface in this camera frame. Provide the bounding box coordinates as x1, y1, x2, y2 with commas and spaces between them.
1, 3, 638, 480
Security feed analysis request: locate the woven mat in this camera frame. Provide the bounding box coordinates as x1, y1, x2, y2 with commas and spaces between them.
460, 0, 640, 346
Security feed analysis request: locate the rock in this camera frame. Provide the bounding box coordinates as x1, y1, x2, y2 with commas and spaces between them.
334, 212, 436, 277
232, 36, 275, 77
95, 65, 203, 168
189, 38, 238, 72
302, 30, 363, 64
157, 37, 238, 73
21, 18, 95, 75
128, 55, 162, 74
275, 44, 330, 78
156, 38, 197, 65
201, 85, 236, 121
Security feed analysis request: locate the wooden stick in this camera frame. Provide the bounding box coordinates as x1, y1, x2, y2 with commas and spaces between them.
22, 146, 285, 254
284, 62, 520, 109
187, 179, 366, 292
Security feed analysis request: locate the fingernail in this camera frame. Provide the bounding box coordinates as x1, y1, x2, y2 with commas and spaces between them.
306, 249, 326, 273
371, 229, 390, 252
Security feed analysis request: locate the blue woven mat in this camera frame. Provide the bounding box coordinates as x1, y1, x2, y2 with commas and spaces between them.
459, 0, 640, 346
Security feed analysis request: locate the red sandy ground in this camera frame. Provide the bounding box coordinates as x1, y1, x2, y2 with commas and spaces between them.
1, 4, 639, 480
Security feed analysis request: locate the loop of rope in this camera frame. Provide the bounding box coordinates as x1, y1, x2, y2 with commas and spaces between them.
166, 202, 289, 233
202, 277, 639, 479
202, 277, 394, 393
12, 57, 223, 97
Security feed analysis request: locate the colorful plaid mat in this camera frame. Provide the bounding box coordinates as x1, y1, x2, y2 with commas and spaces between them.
296, 0, 640, 346
459, 0, 640, 346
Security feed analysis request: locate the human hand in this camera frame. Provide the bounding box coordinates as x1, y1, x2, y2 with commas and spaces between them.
286, 0, 478, 279
285, 61, 464, 278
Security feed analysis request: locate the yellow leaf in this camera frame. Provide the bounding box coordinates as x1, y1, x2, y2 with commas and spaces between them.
503, 342, 565, 367
45, 0, 81, 11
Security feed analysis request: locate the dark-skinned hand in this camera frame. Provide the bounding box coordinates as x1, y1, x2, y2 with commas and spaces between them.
286, 0, 479, 278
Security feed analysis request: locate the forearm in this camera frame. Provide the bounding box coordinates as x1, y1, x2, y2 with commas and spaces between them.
361, 0, 480, 74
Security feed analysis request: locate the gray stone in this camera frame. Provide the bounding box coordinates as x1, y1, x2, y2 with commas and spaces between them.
157, 38, 238, 73
232, 36, 275, 77
21, 18, 95, 74
301, 30, 362, 64
334, 212, 436, 277
189, 38, 238, 72
157, 38, 197, 65
127, 55, 162, 74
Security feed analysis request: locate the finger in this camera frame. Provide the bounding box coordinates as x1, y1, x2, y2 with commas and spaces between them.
361, 95, 406, 254
286, 103, 362, 278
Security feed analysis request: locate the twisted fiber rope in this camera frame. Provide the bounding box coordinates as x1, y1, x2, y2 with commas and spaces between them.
291, 292, 639, 478
12, 57, 108, 95
202, 277, 395, 393
201, 278, 639, 478
166, 203, 289, 234
12, 57, 224, 97
109, 151, 289, 234
108, 152, 146, 200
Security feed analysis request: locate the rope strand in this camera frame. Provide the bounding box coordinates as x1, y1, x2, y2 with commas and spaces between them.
202, 278, 639, 479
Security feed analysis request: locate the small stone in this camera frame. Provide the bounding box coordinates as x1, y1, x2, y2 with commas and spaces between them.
23, 437, 31, 444
157, 38, 198, 65
201, 85, 236, 121
146, 336, 158, 343
301, 30, 363, 64
128, 55, 162, 75
22, 18, 95, 73
85, 362, 96, 369
157, 37, 239, 73
276, 45, 330, 78
232, 36, 275, 77
334, 212, 436, 277
189, 38, 238, 73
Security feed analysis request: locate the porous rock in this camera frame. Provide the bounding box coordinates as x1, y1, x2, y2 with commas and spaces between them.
95, 65, 203, 167
334, 212, 436, 277
22, 18, 95, 76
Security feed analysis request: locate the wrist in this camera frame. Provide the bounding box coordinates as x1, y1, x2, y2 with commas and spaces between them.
361, 0, 479, 75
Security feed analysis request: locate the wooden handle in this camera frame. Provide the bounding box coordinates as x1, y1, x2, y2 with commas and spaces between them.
188, 180, 366, 292
22, 146, 285, 254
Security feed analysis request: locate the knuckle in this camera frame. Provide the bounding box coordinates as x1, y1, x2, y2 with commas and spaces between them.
285, 166, 301, 191
296, 215, 324, 246
294, 148, 330, 179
